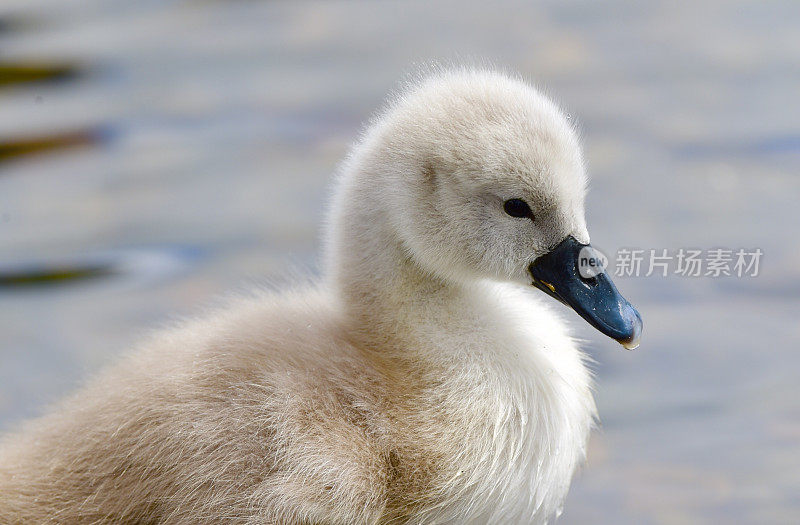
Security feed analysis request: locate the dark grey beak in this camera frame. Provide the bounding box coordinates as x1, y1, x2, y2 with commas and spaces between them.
529, 236, 642, 349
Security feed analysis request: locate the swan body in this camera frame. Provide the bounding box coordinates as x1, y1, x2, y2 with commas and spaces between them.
0, 69, 641, 524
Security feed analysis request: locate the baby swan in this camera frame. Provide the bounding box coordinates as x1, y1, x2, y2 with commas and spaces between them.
0, 69, 641, 524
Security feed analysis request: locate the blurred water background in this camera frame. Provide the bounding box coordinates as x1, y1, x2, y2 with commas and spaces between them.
1, 1, 799, 523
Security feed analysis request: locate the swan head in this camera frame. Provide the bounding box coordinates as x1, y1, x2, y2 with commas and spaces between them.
348, 69, 642, 348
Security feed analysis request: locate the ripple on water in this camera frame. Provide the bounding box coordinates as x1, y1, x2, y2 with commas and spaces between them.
0, 247, 202, 292
0, 61, 82, 87
0, 127, 108, 164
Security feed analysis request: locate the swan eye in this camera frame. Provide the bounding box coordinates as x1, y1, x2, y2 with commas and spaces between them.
503, 199, 533, 219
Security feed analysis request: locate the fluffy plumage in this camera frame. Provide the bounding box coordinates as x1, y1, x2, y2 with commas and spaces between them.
0, 69, 597, 524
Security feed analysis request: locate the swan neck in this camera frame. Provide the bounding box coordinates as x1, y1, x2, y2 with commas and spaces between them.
324, 170, 462, 342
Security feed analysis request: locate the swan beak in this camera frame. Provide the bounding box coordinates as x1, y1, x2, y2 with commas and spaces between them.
528, 236, 643, 349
